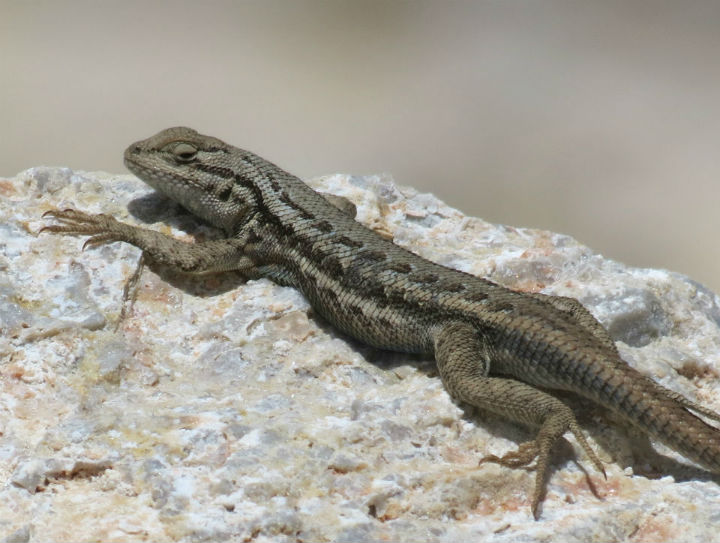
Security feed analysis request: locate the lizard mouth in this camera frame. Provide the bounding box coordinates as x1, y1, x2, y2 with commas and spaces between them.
123, 143, 144, 171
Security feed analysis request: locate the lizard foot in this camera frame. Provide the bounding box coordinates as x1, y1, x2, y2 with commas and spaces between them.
479, 415, 605, 518
41, 208, 132, 249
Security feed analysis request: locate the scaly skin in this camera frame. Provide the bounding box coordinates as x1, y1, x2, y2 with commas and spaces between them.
42, 127, 720, 518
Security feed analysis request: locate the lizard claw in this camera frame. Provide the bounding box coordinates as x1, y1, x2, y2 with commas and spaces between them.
478, 416, 605, 518
81, 233, 119, 250
568, 420, 606, 479
40, 208, 126, 248
479, 441, 539, 469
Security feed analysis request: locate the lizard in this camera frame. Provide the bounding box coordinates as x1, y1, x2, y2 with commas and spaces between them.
41, 126, 720, 518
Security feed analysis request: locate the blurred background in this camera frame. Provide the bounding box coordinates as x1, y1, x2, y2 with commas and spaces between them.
3, 1, 720, 291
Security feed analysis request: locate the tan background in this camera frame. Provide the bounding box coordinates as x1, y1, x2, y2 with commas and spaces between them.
3, 1, 720, 291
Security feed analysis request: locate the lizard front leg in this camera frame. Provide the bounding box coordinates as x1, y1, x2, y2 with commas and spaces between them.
433, 321, 605, 518
41, 208, 255, 274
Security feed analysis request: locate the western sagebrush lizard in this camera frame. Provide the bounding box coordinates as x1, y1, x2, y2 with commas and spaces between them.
42, 127, 720, 517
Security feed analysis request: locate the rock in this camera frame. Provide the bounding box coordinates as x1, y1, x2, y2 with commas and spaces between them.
1, 166, 720, 541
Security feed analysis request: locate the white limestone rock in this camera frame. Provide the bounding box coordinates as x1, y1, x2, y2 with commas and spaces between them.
1, 167, 720, 542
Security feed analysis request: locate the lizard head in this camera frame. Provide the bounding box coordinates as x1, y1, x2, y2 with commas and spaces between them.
124, 127, 256, 233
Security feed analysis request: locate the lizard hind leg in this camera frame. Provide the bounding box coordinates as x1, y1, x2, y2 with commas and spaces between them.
433, 321, 605, 519
478, 408, 605, 518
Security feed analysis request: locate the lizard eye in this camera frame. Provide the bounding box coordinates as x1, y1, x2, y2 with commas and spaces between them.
172, 143, 198, 162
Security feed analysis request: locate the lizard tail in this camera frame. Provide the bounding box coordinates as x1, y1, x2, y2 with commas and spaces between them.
592, 364, 720, 473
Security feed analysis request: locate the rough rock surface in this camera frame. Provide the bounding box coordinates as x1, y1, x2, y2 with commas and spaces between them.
2, 167, 720, 542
